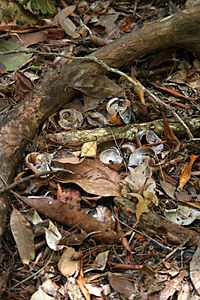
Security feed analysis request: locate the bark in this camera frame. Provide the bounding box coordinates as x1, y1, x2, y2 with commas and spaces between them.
1, 4, 200, 240
43, 117, 200, 147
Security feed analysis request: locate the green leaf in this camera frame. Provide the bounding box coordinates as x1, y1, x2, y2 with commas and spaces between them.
0, 40, 32, 72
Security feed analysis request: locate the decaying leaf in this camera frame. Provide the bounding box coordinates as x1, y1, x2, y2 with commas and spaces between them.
10, 208, 35, 264
163, 117, 180, 152
30, 287, 55, 300
58, 247, 80, 277
179, 154, 199, 189
76, 269, 91, 300
190, 241, 200, 296
164, 204, 200, 225
159, 271, 185, 300
54, 158, 121, 197
43, 220, 63, 251
130, 193, 149, 223
85, 250, 109, 272
108, 273, 136, 299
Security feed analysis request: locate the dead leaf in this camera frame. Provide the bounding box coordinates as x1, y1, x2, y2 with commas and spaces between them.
54, 158, 121, 197
57, 9, 80, 39
30, 287, 55, 300
159, 271, 185, 300
86, 251, 109, 272
163, 117, 180, 152
58, 247, 80, 277
10, 208, 35, 264
43, 220, 63, 251
108, 273, 136, 299
190, 241, 200, 296
164, 204, 200, 225
179, 154, 199, 189
81, 141, 97, 158
19, 195, 119, 244
76, 268, 91, 300
130, 193, 149, 223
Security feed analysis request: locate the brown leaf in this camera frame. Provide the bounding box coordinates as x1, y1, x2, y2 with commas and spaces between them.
190, 241, 200, 295
130, 193, 149, 223
15, 70, 34, 93
179, 154, 199, 189
10, 208, 35, 264
108, 273, 136, 298
19, 195, 119, 244
54, 158, 121, 197
58, 247, 80, 277
163, 117, 180, 152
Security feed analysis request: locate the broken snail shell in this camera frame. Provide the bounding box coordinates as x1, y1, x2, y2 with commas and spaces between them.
25, 152, 53, 175
106, 97, 132, 125
58, 109, 83, 130
99, 147, 123, 171
128, 146, 155, 166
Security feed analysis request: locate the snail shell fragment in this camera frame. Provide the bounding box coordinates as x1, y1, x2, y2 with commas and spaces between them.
58, 109, 83, 130
106, 97, 132, 125
99, 147, 123, 171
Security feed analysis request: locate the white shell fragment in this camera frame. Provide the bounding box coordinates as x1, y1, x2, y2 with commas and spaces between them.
138, 130, 164, 154
99, 147, 123, 170
128, 146, 155, 166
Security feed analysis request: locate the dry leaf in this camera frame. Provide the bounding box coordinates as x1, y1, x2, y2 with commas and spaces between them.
160, 271, 185, 300
55, 158, 121, 197
163, 117, 180, 152
10, 208, 35, 264
108, 273, 136, 299
43, 220, 63, 251
76, 268, 91, 300
81, 141, 97, 158
179, 154, 199, 189
190, 241, 200, 296
130, 193, 149, 223
58, 247, 80, 277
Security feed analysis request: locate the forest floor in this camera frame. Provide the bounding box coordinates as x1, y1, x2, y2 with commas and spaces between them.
0, 1, 200, 299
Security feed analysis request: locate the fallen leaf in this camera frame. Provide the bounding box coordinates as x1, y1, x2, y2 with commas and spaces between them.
130, 193, 149, 223
43, 220, 63, 251
54, 158, 121, 197
190, 241, 200, 296
10, 208, 35, 264
76, 268, 91, 300
108, 273, 136, 299
81, 141, 97, 158
0, 40, 32, 72
30, 287, 55, 300
58, 247, 80, 277
160, 271, 185, 300
164, 204, 200, 225
85, 251, 109, 272
179, 154, 199, 189
163, 117, 180, 152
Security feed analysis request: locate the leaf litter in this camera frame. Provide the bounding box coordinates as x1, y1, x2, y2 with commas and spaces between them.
1, 1, 200, 299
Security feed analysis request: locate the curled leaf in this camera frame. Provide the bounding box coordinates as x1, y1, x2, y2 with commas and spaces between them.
10, 208, 35, 264
179, 154, 199, 189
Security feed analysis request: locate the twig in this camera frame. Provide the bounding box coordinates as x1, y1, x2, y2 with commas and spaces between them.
0, 169, 74, 194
